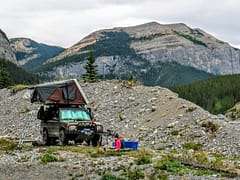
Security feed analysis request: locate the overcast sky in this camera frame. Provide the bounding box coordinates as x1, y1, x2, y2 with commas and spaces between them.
1, 0, 240, 48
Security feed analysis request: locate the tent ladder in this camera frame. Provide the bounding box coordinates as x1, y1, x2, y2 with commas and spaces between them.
17, 110, 36, 149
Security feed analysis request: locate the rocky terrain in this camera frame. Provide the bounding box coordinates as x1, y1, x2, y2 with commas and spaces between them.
0, 29, 17, 63
0, 80, 239, 179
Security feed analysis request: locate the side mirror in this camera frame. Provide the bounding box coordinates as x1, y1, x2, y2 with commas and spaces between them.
87, 107, 94, 118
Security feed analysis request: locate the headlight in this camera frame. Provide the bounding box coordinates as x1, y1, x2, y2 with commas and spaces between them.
66, 125, 77, 131
97, 125, 103, 132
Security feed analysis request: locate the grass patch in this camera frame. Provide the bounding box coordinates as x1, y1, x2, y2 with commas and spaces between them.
10, 84, 29, 94
128, 149, 154, 158
103, 150, 128, 157
19, 108, 31, 114
157, 173, 169, 180
39, 152, 58, 164
45, 146, 133, 158
155, 160, 184, 175
0, 138, 17, 153
127, 168, 145, 179
120, 167, 145, 180
169, 130, 179, 136
153, 150, 239, 178
182, 142, 203, 151
135, 156, 152, 165
101, 173, 123, 180
17, 155, 31, 162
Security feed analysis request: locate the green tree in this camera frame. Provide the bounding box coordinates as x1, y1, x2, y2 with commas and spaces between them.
82, 50, 98, 82
0, 59, 12, 88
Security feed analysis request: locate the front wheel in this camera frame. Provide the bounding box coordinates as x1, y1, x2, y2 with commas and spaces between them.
59, 129, 68, 146
92, 134, 102, 147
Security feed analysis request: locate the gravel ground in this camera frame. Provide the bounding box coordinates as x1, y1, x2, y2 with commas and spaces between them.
0, 80, 239, 179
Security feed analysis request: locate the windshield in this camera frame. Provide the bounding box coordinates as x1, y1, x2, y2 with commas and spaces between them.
60, 109, 91, 121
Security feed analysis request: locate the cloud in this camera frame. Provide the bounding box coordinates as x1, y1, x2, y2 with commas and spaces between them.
1, 0, 240, 48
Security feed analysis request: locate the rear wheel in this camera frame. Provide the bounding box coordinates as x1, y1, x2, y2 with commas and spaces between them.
59, 129, 68, 146
42, 129, 50, 146
50, 138, 57, 145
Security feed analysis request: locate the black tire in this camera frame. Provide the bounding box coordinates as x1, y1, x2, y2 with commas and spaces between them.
75, 140, 83, 145
59, 129, 68, 146
86, 140, 91, 146
92, 134, 101, 147
42, 129, 50, 146
50, 138, 57, 146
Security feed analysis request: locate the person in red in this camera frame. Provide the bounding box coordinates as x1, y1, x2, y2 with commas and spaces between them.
114, 133, 121, 150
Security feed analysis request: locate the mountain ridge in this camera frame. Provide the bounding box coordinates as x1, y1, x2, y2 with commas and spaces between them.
46, 21, 232, 64
2, 22, 240, 87
10, 37, 64, 69
34, 21, 239, 86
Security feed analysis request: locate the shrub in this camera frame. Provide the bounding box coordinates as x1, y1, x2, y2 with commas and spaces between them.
101, 173, 124, 180
155, 160, 184, 174
136, 156, 152, 165
202, 120, 219, 133
157, 173, 169, 180
186, 106, 197, 112
127, 168, 145, 180
40, 152, 58, 164
170, 130, 179, 136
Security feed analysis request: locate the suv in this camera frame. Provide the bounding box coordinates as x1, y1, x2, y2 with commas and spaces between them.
38, 104, 103, 146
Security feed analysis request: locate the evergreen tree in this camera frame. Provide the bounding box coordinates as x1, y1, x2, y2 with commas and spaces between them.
0, 59, 12, 88
82, 50, 98, 82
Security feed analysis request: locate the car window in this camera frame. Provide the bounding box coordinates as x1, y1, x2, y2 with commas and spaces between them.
60, 109, 91, 121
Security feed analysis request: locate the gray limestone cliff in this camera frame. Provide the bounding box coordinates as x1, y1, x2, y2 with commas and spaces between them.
0, 29, 17, 63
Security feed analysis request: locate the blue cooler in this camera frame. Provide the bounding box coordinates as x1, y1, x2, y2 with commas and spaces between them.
112, 141, 138, 150
124, 141, 138, 150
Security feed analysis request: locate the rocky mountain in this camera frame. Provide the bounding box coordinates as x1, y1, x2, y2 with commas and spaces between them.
0, 80, 239, 179
0, 29, 17, 64
10, 38, 64, 69
0, 29, 38, 86
36, 22, 239, 86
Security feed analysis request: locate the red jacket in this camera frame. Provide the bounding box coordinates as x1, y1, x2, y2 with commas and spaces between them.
115, 138, 121, 150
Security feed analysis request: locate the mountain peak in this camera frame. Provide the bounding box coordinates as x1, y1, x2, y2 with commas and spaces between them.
41, 21, 239, 85
10, 37, 64, 68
